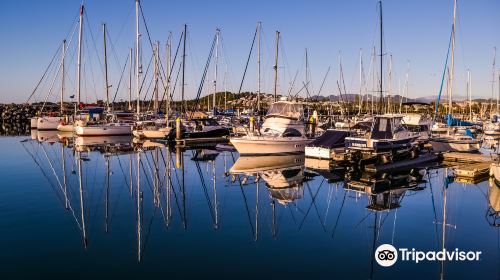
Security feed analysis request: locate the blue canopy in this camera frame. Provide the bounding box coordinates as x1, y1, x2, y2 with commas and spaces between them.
447, 114, 473, 127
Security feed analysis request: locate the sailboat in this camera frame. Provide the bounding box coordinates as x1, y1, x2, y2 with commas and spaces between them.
230, 31, 311, 155
75, 22, 133, 136
429, 0, 481, 153
345, 3, 420, 165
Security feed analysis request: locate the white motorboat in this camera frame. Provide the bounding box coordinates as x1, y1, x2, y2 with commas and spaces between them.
305, 129, 349, 159
230, 101, 311, 155
133, 120, 173, 139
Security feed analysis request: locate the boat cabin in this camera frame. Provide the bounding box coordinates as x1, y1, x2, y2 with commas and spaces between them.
370, 115, 406, 140
266, 101, 304, 121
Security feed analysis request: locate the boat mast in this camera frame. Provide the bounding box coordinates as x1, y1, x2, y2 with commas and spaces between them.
257, 22, 261, 113
166, 33, 172, 121
492, 47, 497, 113
467, 69, 472, 120
181, 24, 187, 115
103, 23, 110, 112
154, 41, 159, 114
224, 64, 228, 112
358, 49, 363, 115
136, 0, 141, 117
378, 0, 383, 114
213, 29, 220, 115
128, 48, 133, 111
305, 48, 309, 98
76, 5, 84, 107
387, 54, 392, 114
273, 31, 280, 102
448, 0, 457, 116
61, 39, 66, 115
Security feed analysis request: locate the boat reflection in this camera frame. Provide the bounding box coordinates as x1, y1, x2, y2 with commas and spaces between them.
487, 178, 500, 227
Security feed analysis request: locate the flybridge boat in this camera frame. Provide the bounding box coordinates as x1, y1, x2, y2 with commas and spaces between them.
230, 101, 311, 155
345, 114, 420, 164
402, 114, 431, 141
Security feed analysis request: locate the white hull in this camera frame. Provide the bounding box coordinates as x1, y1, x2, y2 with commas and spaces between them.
230, 137, 310, 155
134, 127, 172, 139
305, 146, 331, 159
57, 124, 74, 132
490, 162, 500, 182
75, 124, 132, 136
430, 140, 480, 153
37, 116, 63, 130
485, 130, 500, 136
30, 117, 38, 129
229, 154, 305, 174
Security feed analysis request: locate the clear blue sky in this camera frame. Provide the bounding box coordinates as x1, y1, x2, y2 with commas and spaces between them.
1, 0, 499, 103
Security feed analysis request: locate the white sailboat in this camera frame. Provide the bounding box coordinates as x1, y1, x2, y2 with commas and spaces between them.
429, 0, 480, 153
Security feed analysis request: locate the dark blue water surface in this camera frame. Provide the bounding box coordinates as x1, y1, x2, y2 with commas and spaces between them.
0, 135, 498, 279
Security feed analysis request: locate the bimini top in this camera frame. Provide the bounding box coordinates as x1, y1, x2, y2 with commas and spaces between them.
266, 101, 304, 120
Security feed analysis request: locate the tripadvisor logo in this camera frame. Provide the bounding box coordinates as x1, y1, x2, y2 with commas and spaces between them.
375, 244, 482, 267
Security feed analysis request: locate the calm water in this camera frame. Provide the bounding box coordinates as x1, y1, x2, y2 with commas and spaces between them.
0, 133, 498, 279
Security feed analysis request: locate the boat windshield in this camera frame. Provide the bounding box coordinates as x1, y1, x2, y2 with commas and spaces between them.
266, 102, 304, 120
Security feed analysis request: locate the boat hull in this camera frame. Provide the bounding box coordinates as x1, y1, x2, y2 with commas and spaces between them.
37, 116, 63, 130
30, 117, 38, 129
57, 124, 74, 132
75, 124, 132, 136
230, 137, 311, 155
430, 139, 480, 153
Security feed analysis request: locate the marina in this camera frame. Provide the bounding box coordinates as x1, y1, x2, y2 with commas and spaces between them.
1, 0, 500, 278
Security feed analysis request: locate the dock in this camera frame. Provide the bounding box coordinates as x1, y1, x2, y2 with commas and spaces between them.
442, 152, 496, 181
442, 152, 497, 163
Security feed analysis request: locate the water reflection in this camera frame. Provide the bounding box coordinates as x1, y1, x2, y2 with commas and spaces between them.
11, 132, 499, 278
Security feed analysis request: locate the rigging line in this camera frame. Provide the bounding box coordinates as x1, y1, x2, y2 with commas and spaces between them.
190, 34, 217, 116
138, 1, 169, 96
433, 26, 454, 121
298, 179, 324, 230
317, 66, 331, 96
40, 45, 65, 113
25, 41, 63, 105
139, 53, 154, 98
160, 31, 183, 103
21, 143, 65, 209
391, 208, 398, 244
331, 187, 347, 239
140, 204, 159, 261
305, 181, 327, 232
83, 10, 105, 77
237, 25, 258, 94
112, 54, 130, 103
192, 152, 216, 224
287, 70, 299, 97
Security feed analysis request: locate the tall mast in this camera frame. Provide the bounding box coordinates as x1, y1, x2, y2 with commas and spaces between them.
166, 33, 172, 122
273, 31, 280, 102
378, 0, 383, 114
61, 39, 66, 115
224, 64, 227, 112
358, 49, 362, 115
492, 47, 497, 113
76, 5, 84, 106
449, 0, 457, 116
387, 54, 392, 114
103, 23, 110, 112
257, 22, 261, 113
467, 69, 472, 120
305, 48, 309, 97
181, 24, 187, 115
136, 0, 141, 117
371, 46, 376, 115
128, 48, 132, 111
213, 29, 220, 114
154, 41, 159, 113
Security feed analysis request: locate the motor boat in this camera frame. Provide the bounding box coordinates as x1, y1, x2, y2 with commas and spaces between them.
230, 100, 311, 155
182, 118, 230, 139
345, 114, 420, 165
